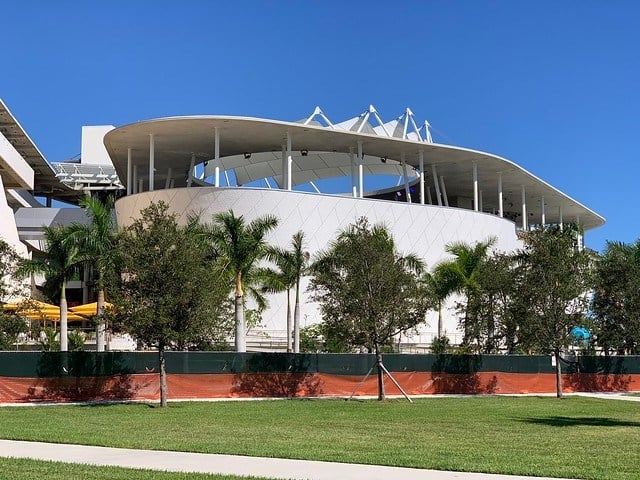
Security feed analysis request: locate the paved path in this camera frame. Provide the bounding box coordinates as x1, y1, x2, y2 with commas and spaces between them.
0, 439, 576, 480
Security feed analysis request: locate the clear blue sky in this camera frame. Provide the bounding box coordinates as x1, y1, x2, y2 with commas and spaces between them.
2, 1, 638, 251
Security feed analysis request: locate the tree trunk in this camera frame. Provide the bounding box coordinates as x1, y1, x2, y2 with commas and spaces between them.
293, 279, 301, 353
96, 288, 106, 352
60, 280, 68, 352
235, 272, 246, 352
286, 289, 292, 353
375, 344, 385, 401
159, 345, 168, 407
554, 348, 563, 399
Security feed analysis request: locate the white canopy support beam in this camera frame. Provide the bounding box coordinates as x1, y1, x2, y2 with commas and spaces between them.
521, 185, 527, 231
132, 164, 138, 194
419, 150, 425, 205
148, 134, 155, 192
187, 154, 195, 187
309, 181, 321, 193
286, 132, 293, 191
439, 176, 449, 207
126, 147, 132, 195
541, 196, 546, 226
431, 164, 442, 206
304, 106, 335, 128
357, 141, 364, 198
281, 144, 286, 189
214, 127, 220, 187
473, 161, 478, 212
349, 147, 357, 198
559, 205, 564, 231
165, 167, 172, 189
497, 171, 503, 218
401, 152, 411, 204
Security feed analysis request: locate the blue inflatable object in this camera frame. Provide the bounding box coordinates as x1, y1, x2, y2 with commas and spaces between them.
570, 326, 591, 343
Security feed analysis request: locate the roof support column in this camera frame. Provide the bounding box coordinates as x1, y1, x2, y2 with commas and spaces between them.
214, 127, 220, 187
497, 171, 503, 218
165, 168, 172, 189
521, 185, 527, 231
559, 205, 563, 231
350, 147, 357, 198
132, 165, 138, 194
473, 161, 478, 212
148, 134, 155, 192
126, 148, 132, 195
419, 150, 425, 205
439, 176, 449, 207
426, 186, 432, 204
401, 153, 412, 204
286, 132, 293, 191
357, 141, 364, 198
541, 196, 546, 226
431, 164, 442, 206
479, 190, 483, 212
187, 154, 196, 187
281, 144, 286, 189
138, 178, 143, 193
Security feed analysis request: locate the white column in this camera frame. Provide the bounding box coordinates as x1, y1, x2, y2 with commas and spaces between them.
473, 161, 478, 212
541, 196, 546, 226
521, 185, 527, 230
214, 127, 220, 187
350, 147, 357, 198
187, 154, 195, 187
165, 168, 172, 189
286, 132, 292, 191
148, 134, 155, 192
281, 144, 286, 189
138, 178, 143, 193
439, 176, 449, 206
419, 150, 425, 205
497, 172, 503, 218
431, 164, 442, 206
559, 205, 564, 231
132, 165, 138, 194
357, 141, 364, 198
401, 153, 411, 204
126, 148, 132, 195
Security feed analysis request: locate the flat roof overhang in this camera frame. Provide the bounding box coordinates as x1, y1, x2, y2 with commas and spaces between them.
104, 115, 605, 231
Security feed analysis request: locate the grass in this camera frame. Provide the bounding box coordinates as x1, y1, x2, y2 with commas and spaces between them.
0, 458, 264, 480
0, 397, 638, 479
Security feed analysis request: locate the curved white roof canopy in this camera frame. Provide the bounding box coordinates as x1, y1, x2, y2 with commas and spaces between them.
104, 115, 604, 231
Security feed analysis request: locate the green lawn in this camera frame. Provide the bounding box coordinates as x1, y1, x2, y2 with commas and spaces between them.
0, 397, 638, 479
0, 458, 262, 480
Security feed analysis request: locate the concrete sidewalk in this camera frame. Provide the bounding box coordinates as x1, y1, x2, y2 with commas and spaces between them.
0, 439, 577, 480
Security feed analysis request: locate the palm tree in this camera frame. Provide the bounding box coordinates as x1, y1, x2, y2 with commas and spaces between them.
203, 210, 278, 352
66, 195, 116, 351
17, 225, 81, 351
264, 231, 309, 353
432, 237, 496, 345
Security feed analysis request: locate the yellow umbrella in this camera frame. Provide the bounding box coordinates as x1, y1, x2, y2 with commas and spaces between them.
3, 299, 59, 312
69, 301, 114, 316
2, 299, 85, 323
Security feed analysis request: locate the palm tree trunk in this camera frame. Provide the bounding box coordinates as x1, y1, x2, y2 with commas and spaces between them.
60, 280, 68, 352
293, 279, 301, 353
286, 289, 292, 353
235, 272, 246, 352
159, 344, 168, 407
437, 300, 443, 338
96, 288, 106, 352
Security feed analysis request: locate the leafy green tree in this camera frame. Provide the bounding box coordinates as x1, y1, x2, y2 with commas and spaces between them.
309, 217, 432, 400
0, 312, 28, 350
107, 202, 231, 407
16, 226, 81, 351
263, 231, 309, 352
515, 225, 592, 398
67, 196, 117, 351
432, 238, 496, 346
198, 210, 278, 352
591, 240, 640, 354
0, 238, 26, 301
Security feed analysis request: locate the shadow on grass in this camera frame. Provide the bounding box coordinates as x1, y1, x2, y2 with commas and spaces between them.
520, 416, 640, 427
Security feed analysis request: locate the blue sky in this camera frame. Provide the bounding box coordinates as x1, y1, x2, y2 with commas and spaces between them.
2, 1, 638, 251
